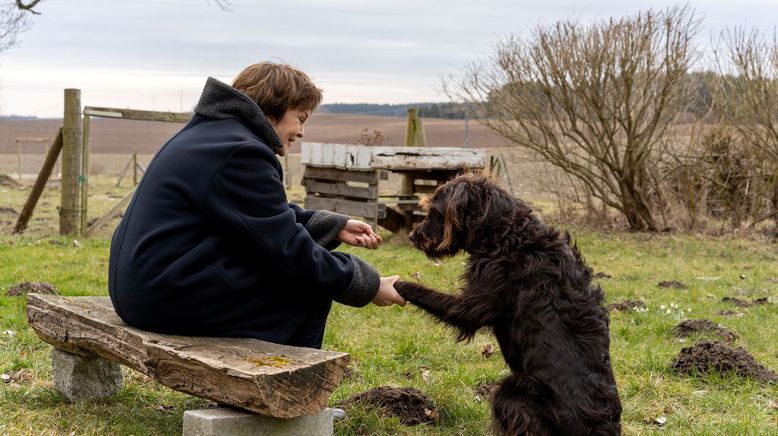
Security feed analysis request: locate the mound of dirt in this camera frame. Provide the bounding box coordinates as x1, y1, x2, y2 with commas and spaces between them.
671, 341, 776, 384
473, 381, 500, 400
672, 319, 737, 342
339, 386, 439, 426
607, 299, 646, 312
0, 206, 18, 215
722, 296, 770, 307
0, 174, 21, 188
658, 280, 687, 289
6, 281, 59, 297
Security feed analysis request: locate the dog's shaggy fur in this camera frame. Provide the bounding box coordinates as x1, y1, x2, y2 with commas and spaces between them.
395, 173, 621, 435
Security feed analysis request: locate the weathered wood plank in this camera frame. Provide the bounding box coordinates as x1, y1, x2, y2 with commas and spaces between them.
303, 166, 379, 184
412, 183, 438, 194
392, 169, 462, 182
301, 143, 486, 171
304, 196, 386, 219
83, 106, 192, 123
304, 180, 377, 200
26, 294, 349, 419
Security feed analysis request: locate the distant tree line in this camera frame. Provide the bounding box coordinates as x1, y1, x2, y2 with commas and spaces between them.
319, 74, 730, 123
319, 102, 471, 119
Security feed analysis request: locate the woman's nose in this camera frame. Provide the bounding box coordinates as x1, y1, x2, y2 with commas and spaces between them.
298, 127, 304, 138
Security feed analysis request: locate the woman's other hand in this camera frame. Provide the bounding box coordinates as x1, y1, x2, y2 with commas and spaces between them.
337, 219, 382, 249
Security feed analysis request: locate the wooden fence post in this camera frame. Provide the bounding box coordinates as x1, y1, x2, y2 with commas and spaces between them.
14, 130, 64, 234
403, 108, 427, 148
400, 109, 427, 229
79, 115, 91, 236
60, 89, 82, 236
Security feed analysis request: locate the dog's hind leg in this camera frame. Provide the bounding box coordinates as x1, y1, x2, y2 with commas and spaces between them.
491, 375, 554, 436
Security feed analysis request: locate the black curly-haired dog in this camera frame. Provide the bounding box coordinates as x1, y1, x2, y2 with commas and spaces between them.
394, 173, 621, 435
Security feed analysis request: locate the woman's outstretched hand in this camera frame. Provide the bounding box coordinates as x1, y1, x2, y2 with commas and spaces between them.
338, 219, 382, 249
372, 275, 407, 307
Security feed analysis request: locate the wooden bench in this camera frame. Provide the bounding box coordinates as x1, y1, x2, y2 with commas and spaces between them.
26, 293, 349, 435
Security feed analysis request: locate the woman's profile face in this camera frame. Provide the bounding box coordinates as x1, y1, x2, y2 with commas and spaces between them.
269, 108, 311, 156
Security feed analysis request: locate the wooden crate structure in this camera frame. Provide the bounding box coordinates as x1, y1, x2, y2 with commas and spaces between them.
301, 143, 486, 232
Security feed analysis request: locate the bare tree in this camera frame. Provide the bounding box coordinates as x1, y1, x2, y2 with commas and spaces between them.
449, 6, 700, 230
0, 0, 37, 53
712, 28, 778, 229
714, 29, 778, 162
210, 0, 233, 11
2, 0, 231, 54
15, 0, 41, 14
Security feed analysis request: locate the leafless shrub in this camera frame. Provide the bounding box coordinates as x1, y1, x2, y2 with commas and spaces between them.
711, 28, 778, 233
448, 6, 701, 231
659, 125, 775, 234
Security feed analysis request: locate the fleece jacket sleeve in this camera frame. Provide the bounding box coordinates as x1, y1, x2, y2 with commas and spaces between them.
289, 204, 349, 250
205, 144, 379, 307
289, 203, 316, 225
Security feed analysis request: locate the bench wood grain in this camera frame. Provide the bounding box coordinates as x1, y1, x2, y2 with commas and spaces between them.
26, 293, 349, 418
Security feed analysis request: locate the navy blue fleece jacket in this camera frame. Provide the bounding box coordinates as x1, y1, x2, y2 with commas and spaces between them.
108, 77, 380, 341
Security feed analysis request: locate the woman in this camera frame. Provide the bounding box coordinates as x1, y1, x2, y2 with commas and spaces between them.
108, 62, 405, 349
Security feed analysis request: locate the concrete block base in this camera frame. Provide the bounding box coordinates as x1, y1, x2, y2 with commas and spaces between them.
183, 407, 334, 436
51, 348, 123, 402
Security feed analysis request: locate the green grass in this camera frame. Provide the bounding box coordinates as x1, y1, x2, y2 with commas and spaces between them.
0, 180, 777, 435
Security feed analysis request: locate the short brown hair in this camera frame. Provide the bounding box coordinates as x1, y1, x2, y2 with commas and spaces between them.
232, 62, 323, 120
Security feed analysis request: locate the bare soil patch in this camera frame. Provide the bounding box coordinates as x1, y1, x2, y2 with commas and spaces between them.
607, 299, 646, 312
671, 341, 776, 384
339, 386, 439, 426
672, 319, 737, 342
658, 280, 687, 289
721, 296, 770, 307
6, 281, 59, 296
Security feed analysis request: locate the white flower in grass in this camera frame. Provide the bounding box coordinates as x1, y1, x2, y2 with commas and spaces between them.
660, 304, 666, 310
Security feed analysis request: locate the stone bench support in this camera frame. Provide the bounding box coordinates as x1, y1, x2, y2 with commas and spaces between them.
51, 348, 123, 402
183, 407, 334, 436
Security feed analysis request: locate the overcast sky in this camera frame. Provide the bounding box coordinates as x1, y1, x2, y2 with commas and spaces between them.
1, 0, 776, 117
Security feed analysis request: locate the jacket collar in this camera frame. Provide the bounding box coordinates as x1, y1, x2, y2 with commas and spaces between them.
193, 77, 283, 151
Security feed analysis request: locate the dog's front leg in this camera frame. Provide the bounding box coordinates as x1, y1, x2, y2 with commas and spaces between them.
395, 280, 488, 340
394, 280, 457, 319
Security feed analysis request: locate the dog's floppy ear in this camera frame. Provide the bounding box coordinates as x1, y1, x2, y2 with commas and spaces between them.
439, 179, 469, 250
